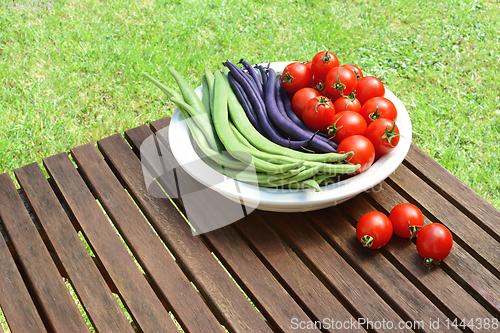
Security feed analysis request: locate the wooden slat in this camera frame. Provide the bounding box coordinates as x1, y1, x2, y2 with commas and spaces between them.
108, 124, 274, 332
73, 139, 225, 333
0, 188, 47, 333
14, 163, 135, 333
404, 144, 500, 239
366, 180, 500, 316
263, 211, 411, 333
340, 194, 496, 324
306, 207, 454, 332
388, 162, 500, 273
233, 213, 366, 332
43, 152, 178, 333
0, 173, 88, 333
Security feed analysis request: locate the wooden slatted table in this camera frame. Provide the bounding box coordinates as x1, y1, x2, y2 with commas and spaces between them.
0, 116, 499, 333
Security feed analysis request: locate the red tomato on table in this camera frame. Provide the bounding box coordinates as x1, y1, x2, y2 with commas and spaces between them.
416, 223, 453, 268
356, 211, 393, 249
389, 203, 424, 239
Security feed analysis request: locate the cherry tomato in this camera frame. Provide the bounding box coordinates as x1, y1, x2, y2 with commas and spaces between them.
365, 118, 400, 155
302, 96, 336, 132
356, 211, 393, 249
291, 87, 321, 120
333, 92, 361, 113
359, 97, 397, 125
416, 223, 453, 268
337, 135, 375, 174
280, 62, 314, 95
304, 61, 312, 69
311, 51, 340, 80
327, 111, 367, 144
324, 66, 358, 100
355, 76, 385, 105
389, 203, 424, 239
342, 64, 364, 80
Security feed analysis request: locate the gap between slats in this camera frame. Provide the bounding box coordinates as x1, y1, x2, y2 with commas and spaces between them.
45, 167, 143, 332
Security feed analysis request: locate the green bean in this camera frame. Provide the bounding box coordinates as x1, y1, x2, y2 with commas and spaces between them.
174, 102, 254, 171
142, 72, 183, 101
284, 179, 321, 192
201, 156, 299, 185
309, 162, 360, 175
229, 122, 256, 150
229, 120, 359, 174
168, 67, 224, 152
204, 68, 215, 114
202, 75, 211, 117
315, 175, 342, 187
170, 97, 225, 154
212, 71, 303, 174
266, 165, 322, 187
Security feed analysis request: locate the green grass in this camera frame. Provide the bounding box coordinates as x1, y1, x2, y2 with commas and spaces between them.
0, 0, 499, 209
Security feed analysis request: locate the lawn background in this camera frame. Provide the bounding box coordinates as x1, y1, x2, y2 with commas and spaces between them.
1, 0, 499, 213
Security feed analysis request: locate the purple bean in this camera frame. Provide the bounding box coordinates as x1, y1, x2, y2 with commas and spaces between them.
239, 59, 263, 99
257, 65, 268, 98
227, 72, 264, 135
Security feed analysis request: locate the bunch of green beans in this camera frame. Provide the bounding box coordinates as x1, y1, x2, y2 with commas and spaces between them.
142, 67, 360, 191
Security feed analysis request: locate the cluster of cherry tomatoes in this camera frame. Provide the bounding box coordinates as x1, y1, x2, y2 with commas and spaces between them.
356, 203, 454, 268
280, 51, 401, 173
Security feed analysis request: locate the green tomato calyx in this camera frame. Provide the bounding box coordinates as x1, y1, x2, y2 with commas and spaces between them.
408, 222, 423, 241
278, 67, 295, 83
327, 114, 344, 137
424, 257, 441, 269
314, 96, 332, 113
332, 71, 346, 93
321, 51, 332, 63
360, 235, 374, 248
381, 119, 400, 147
369, 103, 382, 121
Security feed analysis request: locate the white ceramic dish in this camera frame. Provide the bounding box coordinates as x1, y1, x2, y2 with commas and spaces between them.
169, 62, 412, 212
